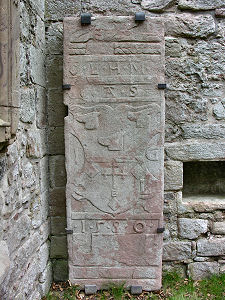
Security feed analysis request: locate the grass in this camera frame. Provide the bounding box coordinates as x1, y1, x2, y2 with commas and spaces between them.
43, 272, 225, 299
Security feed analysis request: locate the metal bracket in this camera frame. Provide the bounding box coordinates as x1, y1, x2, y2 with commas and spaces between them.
81, 13, 91, 25
62, 84, 71, 90
65, 228, 73, 234
131, 285, 143, 295
158, 83, 167, 90
157, 227, 165, 233
135, 12, 145, 22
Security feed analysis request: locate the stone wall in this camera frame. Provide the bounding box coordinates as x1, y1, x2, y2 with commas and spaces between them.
0, 0, 51, 299
46, 0, 225, 281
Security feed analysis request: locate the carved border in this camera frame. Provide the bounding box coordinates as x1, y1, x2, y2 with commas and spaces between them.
0, 0, 20, 148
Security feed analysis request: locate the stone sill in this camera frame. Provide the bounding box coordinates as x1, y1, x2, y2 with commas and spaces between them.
182, 195, 225, 212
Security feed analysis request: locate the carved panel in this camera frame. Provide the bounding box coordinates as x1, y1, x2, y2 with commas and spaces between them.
0, 0, 20, 148
64, 16, 165, 291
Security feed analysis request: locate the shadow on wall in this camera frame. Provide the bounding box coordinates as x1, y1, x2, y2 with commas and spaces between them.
46, 23, 68, 281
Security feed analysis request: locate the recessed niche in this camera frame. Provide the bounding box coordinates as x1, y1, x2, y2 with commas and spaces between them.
183, 161, 225, 197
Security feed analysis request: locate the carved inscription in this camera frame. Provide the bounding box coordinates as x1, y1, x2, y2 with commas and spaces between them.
64, 16, 165, 291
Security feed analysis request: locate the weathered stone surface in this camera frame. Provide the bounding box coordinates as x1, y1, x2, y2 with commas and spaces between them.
182, 195, 225, 213
46, 55, 63, 89
213, 102, 225, 120
0, 241, 10, 284
188, 262, 219, 280
36, 86, 47, 129
50, 236, 68, 259
20, 88, 35, 124
141, 0, 174, 11
51, 217, 66, 235
164, 161, 183, 191
197, 238, 225, 256
48, 127, 65, 155
64, 16, 165, 290
49, 155, 66, 188
163, 241, 192, 261
130, 285, 142, 295
211, 222, 225, 235
181, 124, 225, 139
166, 142, 225, 161
48, 89, 66, 127
165, 14, 216, 38
52, 259, 68, 282
215, 8, 225, 17
178, 0, 225, 11
29, 45, 46, 87
165, 37, 181, 58
178, 218, 208, 240
85, 285, 97, 295
46, 0, 81, 20
39, 262, 52, 297
83, 0, 142, 14
49, 188, 66, 217
46, 22, 63, 55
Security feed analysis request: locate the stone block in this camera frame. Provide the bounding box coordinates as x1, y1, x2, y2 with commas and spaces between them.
35, 15, 45, 50
46, 55, 63, 89
49, 155, 66, 188
46, 0, 81, 20
215, 8, 225, 17
46, 22, 63, 55
29, 0, 45, 19
48, 127, 65, 155
52, 259, 68, 282
141, 0, 174, 11
38, 242, 50, 274
0, 241, 10, 284
49, 188, 66, 217
36, 86, 47, 129
165, 37, 181, 58
83, 0, 142, 15
39, 262, 52, 297
197, 238, 225, 256
163, 241, 192, 261
6, 214, 31, 253
50, 236, 68, 259
31, 192, 49, 229
20, 87, 35, 124
48, 89, 67, 127
178, 0, 225, 10
188, 262, 219, 280
85, 285, 97, 295
165, 142, 225, 161
211, 222, 225, 235
130, 285, 143, 295
178, 218, 208, 240
213, 102, 225, 120
51, 217, 66, 235
29, 45, 46, 87
181, 124, 225, 139
165, 14, 215, 38
182, 196, 225, 213
39, 156, 49, 193
26, 129, 47, 159
164, 161, 183, 191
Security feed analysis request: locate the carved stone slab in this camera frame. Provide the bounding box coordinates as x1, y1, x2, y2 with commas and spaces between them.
63, 16, 165, 291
